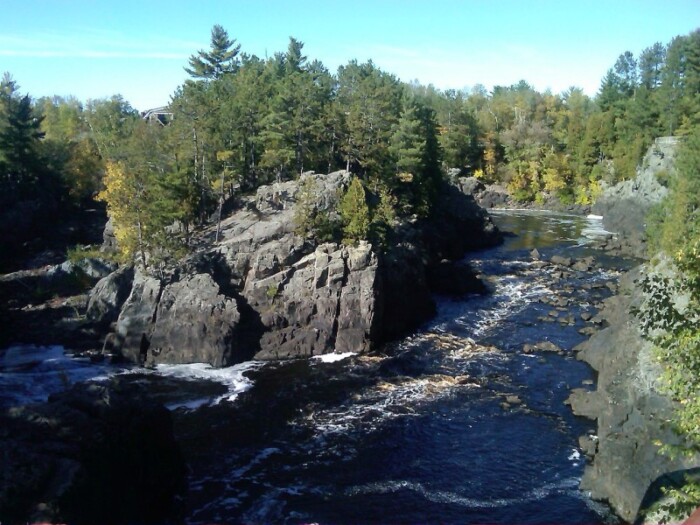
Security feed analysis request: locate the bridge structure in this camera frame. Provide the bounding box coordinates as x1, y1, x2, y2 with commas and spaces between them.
141, 106, 173, 126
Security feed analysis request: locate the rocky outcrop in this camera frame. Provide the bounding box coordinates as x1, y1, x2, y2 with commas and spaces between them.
567, 266, 700, 522
86, 264, 135, 327
91, 171, 501, 366
148, 273, 242, 366
592, 137, 678, 258
0, 380, 185, 525
457, 177, 511, 209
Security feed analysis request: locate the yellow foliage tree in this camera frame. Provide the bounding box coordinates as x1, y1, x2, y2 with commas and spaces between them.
97, 161, 147, 263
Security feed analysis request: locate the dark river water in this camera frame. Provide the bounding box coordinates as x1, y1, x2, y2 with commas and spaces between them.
1, 210, 631, 524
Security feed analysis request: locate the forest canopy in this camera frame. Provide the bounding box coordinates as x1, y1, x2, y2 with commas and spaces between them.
1, 26, 699, 265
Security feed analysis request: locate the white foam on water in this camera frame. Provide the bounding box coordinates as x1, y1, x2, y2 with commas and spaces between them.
346, 476, 582, 510
0, 344, 126, 407
239, 484, 310, 524
312, 352, 356, 363
447, 276, 554, 340
165, 397, 212, 411
299, 372, 476, 444
153, 360, 262, 404
579, 215, 614, 244
228, 447, 281, 479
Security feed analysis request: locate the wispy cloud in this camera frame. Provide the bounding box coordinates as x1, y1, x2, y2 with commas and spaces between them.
0, 50, 187, 59
0, 29, 196, 60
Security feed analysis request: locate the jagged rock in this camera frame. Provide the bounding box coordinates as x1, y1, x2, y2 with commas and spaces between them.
592, 137, 677, 258
456, 176, 485, 196
568, 267, 700, 522
530, 248, 541, 260
108, 270, 162, 364
579, 434, 598, 458
251, 242, 380, 360
101, 217, 118, 253
572, 259, 592, 272
95, 174, 501, 366
533, 340, 563, 353
505, 394, 522, 405
86, 265, 135, 327
147, 274, 242, 366
0, 380, 185, 524
550, 255, 573, 267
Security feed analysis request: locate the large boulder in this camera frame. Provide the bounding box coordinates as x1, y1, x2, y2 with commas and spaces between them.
0, 380, 185, 525
148, 273, 242, 366
86, 264, 135, 327
249, 242, 380, 359
107, 269, 162, 363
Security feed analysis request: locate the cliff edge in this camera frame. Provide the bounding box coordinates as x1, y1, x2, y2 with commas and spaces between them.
88, 172, 501, 366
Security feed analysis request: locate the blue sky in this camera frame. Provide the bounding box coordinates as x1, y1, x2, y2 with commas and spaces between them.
1, 0, 698, 111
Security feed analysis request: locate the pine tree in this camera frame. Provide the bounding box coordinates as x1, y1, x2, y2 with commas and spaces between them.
339, 177, 370, 243
185, 25, 241, 80
0, 73, 47, 201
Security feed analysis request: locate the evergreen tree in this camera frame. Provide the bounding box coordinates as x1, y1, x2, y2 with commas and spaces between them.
337, 61, 402, 175
639, 42, 666, 90
613, 51, 638, 97
339, 177, 370, 243
0, 73, 47, 202
439, 94, 481, 174
185, 25, 241, 80
389, 101, 442, 216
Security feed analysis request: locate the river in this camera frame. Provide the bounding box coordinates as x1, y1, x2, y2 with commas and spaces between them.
0, 210, 631, 524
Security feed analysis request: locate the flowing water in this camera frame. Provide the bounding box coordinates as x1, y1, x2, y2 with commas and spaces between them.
0, 210, 632, 524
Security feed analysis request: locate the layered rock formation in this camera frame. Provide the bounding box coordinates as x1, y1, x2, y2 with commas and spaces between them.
592, 137, 677, 258
568, 265, 700, 522
89, 172, 501, 366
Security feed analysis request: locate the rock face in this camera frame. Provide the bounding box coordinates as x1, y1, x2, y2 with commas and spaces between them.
592, 137, 677, 258
457, 176, 511, 209
148, 273, 242, 366
0, 380, 185, 524
567, 266, 700, 522
91, 172, 501, 366
86, 264, 135, 327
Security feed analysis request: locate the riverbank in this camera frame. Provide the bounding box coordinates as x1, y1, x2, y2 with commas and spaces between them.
1, 210, 625, 524
567, 264, 700, 522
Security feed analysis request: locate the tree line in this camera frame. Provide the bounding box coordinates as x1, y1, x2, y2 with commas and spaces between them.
1, 26, 698, 265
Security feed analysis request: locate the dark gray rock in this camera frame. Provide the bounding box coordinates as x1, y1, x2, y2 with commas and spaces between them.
456, 177, 512, 209
108, 270, 163, 363
0, 380, 185, 525
592, 137, 677, 258
550, 255, 573, 267
148, 274, 242, 366
86, 265, 135, 327
101, 217, 118, 253
456, 176, 485, 196
95, 174, 501, 366
567, 266, 700, 522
